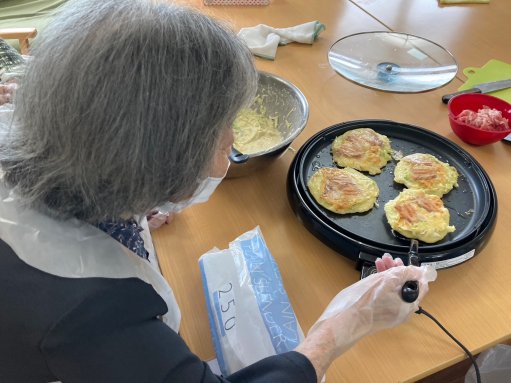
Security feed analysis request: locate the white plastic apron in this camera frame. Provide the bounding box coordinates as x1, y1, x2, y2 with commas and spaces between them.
0, 183, 181, 331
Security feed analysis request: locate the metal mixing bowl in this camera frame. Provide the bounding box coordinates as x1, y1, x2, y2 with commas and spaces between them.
227, 71, 309, 178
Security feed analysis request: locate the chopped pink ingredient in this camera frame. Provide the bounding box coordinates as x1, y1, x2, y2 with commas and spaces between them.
455, 106, 510, 131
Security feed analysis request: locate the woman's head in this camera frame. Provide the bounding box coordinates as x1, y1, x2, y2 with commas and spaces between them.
1, 0, 257, 222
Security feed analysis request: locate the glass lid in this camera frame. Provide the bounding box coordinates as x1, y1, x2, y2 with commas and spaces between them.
328, 31, 458, 93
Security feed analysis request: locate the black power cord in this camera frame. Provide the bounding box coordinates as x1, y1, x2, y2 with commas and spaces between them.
416, 307, 481, 383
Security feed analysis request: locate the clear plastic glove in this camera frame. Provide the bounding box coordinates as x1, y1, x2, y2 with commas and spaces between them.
375, 253, 404, 272
308, 263, 437, 358
147, 210, 174, 231
0, 82, 18, 105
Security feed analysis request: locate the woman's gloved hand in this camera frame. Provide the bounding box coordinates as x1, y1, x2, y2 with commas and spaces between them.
295, 256, 436, 382
147, 210, 174, 230
0, 83, 18, 105
375, 252, 404, 272
310, 263, 436, 358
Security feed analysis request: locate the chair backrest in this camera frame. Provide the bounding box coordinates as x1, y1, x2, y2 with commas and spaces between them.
0, 28, 37, 55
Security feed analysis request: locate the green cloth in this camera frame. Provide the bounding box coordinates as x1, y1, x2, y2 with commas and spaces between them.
0, 0, 67, 22
0, 0, 68, 50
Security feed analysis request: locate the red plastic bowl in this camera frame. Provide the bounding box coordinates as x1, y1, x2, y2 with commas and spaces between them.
447, 93, 511, 145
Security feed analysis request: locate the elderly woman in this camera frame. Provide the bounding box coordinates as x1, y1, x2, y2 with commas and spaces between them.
0, 0, 434, 382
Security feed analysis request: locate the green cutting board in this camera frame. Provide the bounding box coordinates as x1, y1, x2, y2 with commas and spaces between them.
459, 59, 511, 103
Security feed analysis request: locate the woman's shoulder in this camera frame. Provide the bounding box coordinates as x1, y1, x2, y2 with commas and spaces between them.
0, 237, 171, 381
0, 236, 168, 323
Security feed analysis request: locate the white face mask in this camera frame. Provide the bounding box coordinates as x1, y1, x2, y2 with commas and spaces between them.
157, 162, 229, 214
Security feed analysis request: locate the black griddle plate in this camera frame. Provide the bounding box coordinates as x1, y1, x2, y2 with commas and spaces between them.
288, 120, 497, 267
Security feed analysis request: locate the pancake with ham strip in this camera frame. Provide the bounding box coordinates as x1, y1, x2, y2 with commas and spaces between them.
332, 128, 392, 175
394, 153, 458, 196
308, 167, 379, 214
384, 188, 455, 243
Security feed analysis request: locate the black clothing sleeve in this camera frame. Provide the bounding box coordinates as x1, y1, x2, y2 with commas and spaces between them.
41, 280, 317, 383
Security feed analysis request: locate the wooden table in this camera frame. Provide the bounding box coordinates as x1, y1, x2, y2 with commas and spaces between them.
153, 1, 511, 382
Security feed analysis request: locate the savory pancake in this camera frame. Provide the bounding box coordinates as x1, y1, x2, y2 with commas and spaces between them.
332, 128, 392, 175
394, 153, 459, 196
307, 167, 379, 214
384, 189, 455, 243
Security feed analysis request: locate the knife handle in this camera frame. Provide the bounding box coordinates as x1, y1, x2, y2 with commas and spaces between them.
442, 88, 482, 104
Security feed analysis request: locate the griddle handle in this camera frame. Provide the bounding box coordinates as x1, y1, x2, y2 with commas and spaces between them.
408, 239, 420, 266
357, 251, 378, 279
402, 239, 420, 303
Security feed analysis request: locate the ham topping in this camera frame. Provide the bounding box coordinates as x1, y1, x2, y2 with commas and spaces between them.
395, 196, 441, 223
415, 196, 442, 212
409, 162, 438, 181
324, 174, 361, 199
338, 135, 365, 158
395, 203, 418, 223
338, 131, 382, 158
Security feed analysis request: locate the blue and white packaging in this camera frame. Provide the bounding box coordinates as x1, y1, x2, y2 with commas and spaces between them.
199, 227, 304, 376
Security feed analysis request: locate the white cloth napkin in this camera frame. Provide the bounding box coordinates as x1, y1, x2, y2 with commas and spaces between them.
238, 21, 326, 60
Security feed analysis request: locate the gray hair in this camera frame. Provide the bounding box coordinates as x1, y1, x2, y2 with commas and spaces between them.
0, 0, 257, 222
